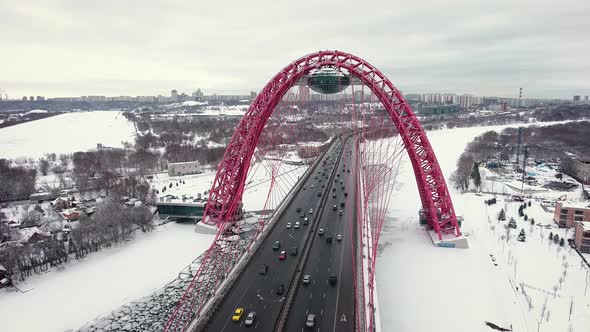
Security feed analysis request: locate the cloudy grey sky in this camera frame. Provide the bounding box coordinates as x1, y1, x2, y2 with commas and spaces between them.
1, 0, 589, 99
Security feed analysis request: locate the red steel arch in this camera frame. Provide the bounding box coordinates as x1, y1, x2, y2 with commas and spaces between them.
203, 50, 461, 239
165, 50, 462, 332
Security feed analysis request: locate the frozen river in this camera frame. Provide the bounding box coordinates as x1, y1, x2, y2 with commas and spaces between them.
0, 111, 136, 160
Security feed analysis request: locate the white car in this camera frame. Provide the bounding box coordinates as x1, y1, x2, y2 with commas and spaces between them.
309, 209, 314, 214
318, 228, 324, 236
302, 274, 311, 285
286, 223, 292, 229
294, 222, 300, 229
244, 311, 256, 326
337, 234, 342, 241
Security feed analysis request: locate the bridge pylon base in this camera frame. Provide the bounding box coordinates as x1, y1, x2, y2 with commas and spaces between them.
426, 229, 470, 249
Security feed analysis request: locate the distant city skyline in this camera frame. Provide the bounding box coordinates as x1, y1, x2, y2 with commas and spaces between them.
1, 0, 589, 99
0, 84, 586, 102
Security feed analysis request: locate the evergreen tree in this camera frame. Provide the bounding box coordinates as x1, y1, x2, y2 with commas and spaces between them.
524, 214, 528, 221
498, 208, 506, 221
559, 238, 565, 246
549, 232, 553, 240
527, 201, 531, 207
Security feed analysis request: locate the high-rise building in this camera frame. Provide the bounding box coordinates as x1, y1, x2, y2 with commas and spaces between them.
171, 89, 178, 100
250, 91, 257, 99
584, 96, 589, 104
573, 95, 581, 102
458, 94, 475, 108
192, 89, 204, 100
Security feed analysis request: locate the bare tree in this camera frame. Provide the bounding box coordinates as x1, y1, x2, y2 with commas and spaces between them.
451, 152, 474, 191
39, 158, 50, 176
125, 206, 154, 232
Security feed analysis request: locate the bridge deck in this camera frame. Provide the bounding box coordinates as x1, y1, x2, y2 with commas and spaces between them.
202, 137, 361, 332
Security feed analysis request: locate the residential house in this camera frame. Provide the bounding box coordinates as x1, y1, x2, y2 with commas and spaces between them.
61, 208, 81, 222
19, 227, 50, 244
51, 197, 71, 211
125, 198, 142, 207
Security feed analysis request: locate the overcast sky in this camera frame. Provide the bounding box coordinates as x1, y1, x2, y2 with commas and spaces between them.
1, 0, 589, 99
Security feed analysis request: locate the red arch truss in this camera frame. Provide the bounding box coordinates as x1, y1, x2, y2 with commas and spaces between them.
203, 50, 461, 239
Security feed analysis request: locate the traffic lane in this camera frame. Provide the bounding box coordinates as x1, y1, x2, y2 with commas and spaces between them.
206, 147, 341, 331
331, 151, 357, 332
284, 192, 349, 331
321, 175, 356, 330
284, 150, 351, 331
214, 140, 343, 330
236, 162, 339, 330
284, 207, 340, 331
317, 195, 353, 332
281, 142, 349, 330
309, 142, 356, 332
207, 195, 313, 332
236, 141, 343, 328
208, 198, 323, 331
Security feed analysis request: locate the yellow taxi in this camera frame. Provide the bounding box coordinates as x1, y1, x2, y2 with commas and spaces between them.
232, 308, 244, 322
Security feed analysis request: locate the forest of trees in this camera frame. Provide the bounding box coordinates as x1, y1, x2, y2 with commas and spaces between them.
0, 159, 37, 201
0, 197, 155, 281
450, 121, 590, 190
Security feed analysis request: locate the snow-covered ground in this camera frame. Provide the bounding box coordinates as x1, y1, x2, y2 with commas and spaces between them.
151, 160, 308, 212
376, 123, 590, 332
0, 111, 136, 160
3, 114, 588, 331
0, 222, 213, 332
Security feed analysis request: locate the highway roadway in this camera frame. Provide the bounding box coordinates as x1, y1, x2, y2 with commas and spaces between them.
283, 137, 357, 332
204, 137, 354, 331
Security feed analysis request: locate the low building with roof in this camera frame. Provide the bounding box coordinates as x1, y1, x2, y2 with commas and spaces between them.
553, 200, 590, 228
155, 199, 206, 223
573, 156, 590, 184
51, 197, 71, 210
168, 161, 202, 176
19, 227, 50, 244
574, 221, 590, 253
61, 208, 81, 222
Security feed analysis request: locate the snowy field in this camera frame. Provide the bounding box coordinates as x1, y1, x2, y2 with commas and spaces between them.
0, 222, 213, 332
151, 160, 308, 212
0, 111, 136, 160
376, 122, 590, 332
